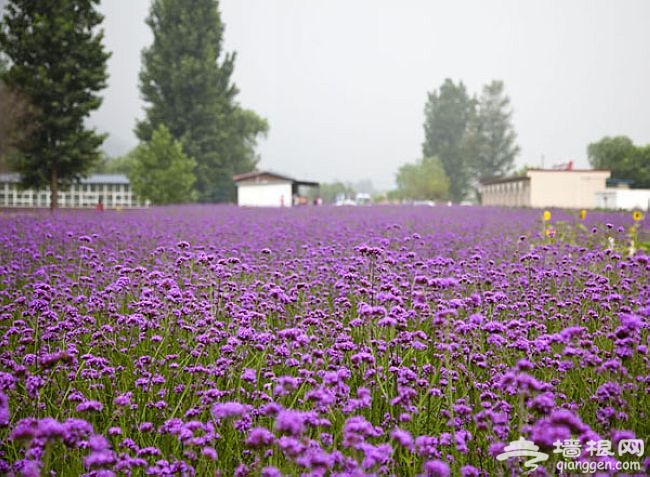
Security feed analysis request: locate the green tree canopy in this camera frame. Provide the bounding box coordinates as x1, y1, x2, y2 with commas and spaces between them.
588, 136, 650, 188
422, 79, 521, 202
469, 80, 520, 180
587, 136, 635, 170
0, 0, 110, 209
629, 145, 650, 189
395, 155, 449, 201
136, 0, 268, 203
94, 151, 137, 176
129, 124, 197, 205
422, 79, 474, 202
0, 59, 33, 172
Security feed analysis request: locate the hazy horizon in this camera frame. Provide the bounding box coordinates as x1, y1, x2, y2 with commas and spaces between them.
4, 1, 650, 190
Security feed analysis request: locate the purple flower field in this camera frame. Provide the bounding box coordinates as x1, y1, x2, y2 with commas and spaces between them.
0, 205, 648, 476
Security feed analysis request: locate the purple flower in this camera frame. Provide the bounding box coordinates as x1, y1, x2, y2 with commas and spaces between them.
261, 467, 283, 477
529, 410, 589, 449
460, 465, 480, 477
423, 459, 451, 477
138, 422, 154, 433
415, 435, 440, 458
611, 429, 637, 447
391, 428, 413, 449
259, 402, 282, 417
619, 313, 644, 331
278, 435, 305, 457
76, 400, 103, 412
358, 442, 393, 469
11, 418, 39, 441
343, 416, 382, 447
36, 418, 66, 439
295, 446, 335, 470
0, 391, 8, 426
529, 392, 555, 414
246, 427, 275, 448
84, 435, 116, 469
241, 368, 257, 383
274, 410, 305, 436
14, 459, 41, 477
212, 401, 249, 420
62, 418, 94, 445
201, 446, 218, 460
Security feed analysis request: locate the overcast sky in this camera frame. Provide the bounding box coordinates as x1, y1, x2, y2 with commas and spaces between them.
88, 0, 650, 190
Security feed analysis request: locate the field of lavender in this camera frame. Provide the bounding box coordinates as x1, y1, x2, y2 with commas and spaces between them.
0, 205, 648, 476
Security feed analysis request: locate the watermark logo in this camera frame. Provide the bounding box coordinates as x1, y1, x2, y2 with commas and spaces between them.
618, 439, 644, 457
497, 437, 645, 474
496, 437, 549, 474
553, 438, 644, 459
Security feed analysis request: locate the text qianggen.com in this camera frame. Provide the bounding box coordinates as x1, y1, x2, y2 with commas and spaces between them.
557, 460, 641, 474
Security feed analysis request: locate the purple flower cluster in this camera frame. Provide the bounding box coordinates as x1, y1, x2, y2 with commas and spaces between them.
0, 205, 648, 475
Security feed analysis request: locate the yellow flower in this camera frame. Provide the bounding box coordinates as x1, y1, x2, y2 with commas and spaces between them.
579, 209, 587, 220
543, 210, 551, 221
632, 210, 644, 222
545, 227, 556, 238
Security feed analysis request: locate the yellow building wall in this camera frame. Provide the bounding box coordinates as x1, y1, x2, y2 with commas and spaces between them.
527, 170, 610, 209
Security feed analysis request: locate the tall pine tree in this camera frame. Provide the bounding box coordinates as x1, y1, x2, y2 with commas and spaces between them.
470, 80, 519, 180
422, 79, 474, 202
0, 0, 110, 209
136, 0, 267, 203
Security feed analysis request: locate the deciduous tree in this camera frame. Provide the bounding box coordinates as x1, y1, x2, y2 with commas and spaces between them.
0, 0, 110, 209
587, 136, 635, 171
469, 80, 520, 180
129, 124, 196, 205
422, 79, 474, 202
137, 0, 267, 203
395, 156, 449, 201
588, 136, 650, 188
0, 80, 29, 172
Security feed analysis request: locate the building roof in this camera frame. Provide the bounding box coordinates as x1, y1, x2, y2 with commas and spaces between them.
480, 175, 530, 186
81, 174, 130, 185
233, 171, 295, 183
0, 173, 130, 185
233, 170, 319, 187
525, 168, 611, 173
480, 168, 611, 185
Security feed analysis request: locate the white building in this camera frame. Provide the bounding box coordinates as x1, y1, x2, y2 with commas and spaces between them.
595, 188, 650, 211
233, 171, 319, 207
479, 169, 611, 209
0, 173, 145, 209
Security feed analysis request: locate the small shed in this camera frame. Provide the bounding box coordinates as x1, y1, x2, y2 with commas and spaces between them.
233, 171, 319, 207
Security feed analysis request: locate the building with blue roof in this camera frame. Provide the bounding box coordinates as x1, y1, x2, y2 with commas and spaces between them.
0, 173, 146, 209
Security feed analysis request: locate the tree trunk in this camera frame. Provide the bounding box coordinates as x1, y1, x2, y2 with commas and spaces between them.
50, 168, 58, 211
